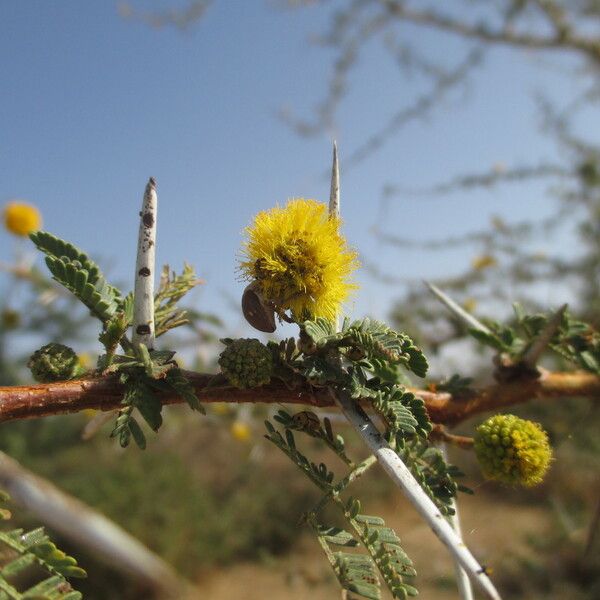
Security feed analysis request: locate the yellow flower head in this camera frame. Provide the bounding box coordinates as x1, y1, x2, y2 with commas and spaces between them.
3, 201, 42, 237
240, 199, 359, 321
474, 414, 552, 487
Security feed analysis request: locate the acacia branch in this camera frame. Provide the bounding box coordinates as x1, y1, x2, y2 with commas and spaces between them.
382, 1, 600, 62
0, 369, 598, 426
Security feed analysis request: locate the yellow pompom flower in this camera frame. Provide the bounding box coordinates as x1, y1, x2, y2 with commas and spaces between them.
230, 420, 252, 443
3, 201, 42, 237
474, 414, 552, 487
240, 199, 359, 321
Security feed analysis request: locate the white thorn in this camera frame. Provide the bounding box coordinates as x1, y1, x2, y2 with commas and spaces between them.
426, 282, 491, 333
329, 141, 341, 331
435, 441, 474, 600
132, 177, 158, 350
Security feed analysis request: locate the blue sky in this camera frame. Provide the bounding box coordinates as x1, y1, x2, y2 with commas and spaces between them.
0, 2, 588, 341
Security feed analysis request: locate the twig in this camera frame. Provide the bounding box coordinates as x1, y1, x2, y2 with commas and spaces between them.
430, 424, 474, 450
0, 451, 190, 599
0, 369, 598, 425
133, 177, 158, 350
382, 1, 600, 62
426, 282, 491, 333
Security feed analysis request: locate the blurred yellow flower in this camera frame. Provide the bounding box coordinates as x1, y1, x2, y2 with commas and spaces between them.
212, 402, 231, 416
240, 199, 359, 321
77, 353, 93, 370
230, 420, 252, 443
471, 254, 497, 271
462, 298, 477, 313
3, 201, 42, 237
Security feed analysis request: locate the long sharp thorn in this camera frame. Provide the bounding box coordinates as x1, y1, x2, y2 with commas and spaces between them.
329, 141, 340, 331
132, 177, 158, 350
329, 140, 340, 220
426, 282, 491, 333
435, 441, 474, 600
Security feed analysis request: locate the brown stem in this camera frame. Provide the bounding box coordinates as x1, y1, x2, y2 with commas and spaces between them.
430, 424, 474, 450
0, 369, 598, 426
421, 369, 600, 426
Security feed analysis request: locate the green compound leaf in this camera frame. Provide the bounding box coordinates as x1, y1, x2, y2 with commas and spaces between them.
30, 231, 122, 322
468, 327, 513, 353
99, 305, 132, 360
302, 317, 339, 346
400, 440, 464, 516
316, 526, 359, 547
154, 264, 203, 337
371, 385, 432, 441
0, 493, 85, 600
334, 552, 380, 600
264, 421, 336, 492
127, 417, 147, 450
164, 368, 204, 413
342, 318, 428, 378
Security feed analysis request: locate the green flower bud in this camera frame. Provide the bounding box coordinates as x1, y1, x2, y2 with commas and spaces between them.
474, 414, 552, 487
218, 338, 273, 389
28, 343, 79, 382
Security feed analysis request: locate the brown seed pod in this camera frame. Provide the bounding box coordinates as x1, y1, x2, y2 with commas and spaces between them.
242, 281, 277, 333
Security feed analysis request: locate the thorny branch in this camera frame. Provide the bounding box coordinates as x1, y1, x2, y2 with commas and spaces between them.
0, 368, 597, 426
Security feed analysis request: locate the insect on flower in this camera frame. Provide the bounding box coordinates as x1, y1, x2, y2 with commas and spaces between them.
241, 281, 277, 333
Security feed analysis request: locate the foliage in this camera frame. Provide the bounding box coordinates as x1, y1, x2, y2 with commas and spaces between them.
246, 313, 470, 599
468, 304, 600, 376
0, 490, 85, 599
0, 416, 324, 599
153, 264, 202, 337
265, 407, 437, 599
29, 231, 205, 449
29, 231, 123, 324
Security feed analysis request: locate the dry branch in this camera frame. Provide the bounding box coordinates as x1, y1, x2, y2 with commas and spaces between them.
0, 369, 598, 426
0, 451, 190, 599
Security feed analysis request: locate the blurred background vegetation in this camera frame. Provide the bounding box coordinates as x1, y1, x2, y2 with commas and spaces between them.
2, 1, 600, 598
